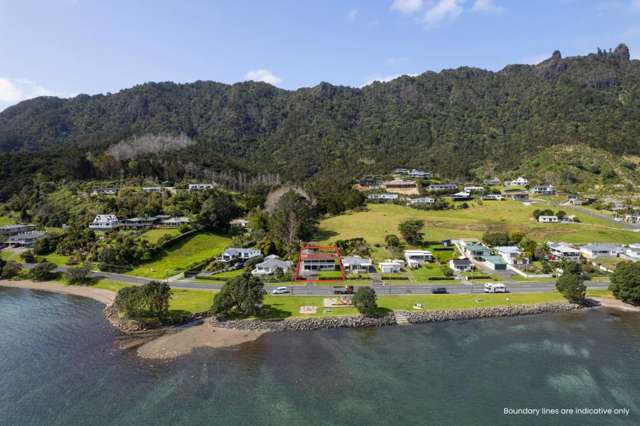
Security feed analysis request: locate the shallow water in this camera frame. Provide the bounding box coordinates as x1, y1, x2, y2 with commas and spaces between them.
1, 287, 639, 425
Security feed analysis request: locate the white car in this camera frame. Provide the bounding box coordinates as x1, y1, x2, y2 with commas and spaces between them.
271, 286, 289, 295
484, 283, 507, 293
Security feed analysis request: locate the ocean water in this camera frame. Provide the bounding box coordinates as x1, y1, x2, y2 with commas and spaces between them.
1, 286, 639, 426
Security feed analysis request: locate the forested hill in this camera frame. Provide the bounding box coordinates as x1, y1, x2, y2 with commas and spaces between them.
1, 43, 639, 190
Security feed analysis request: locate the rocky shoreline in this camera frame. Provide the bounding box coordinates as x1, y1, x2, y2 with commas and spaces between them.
210, 303, 584, 332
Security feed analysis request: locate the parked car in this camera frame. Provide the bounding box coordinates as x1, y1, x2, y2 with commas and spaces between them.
484, 283, 507, 293
333, 285, 355, 295
431, 287, 448, 294
271, 286, 289, 295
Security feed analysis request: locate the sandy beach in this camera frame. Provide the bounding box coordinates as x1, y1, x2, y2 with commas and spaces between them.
137, 321, 265, 360
0, 279, 116, 305
593, 297, 640, 312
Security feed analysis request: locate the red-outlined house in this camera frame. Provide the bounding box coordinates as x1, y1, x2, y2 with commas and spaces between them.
293, 245, 346, 282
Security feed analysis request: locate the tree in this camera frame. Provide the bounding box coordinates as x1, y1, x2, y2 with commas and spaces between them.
20, 250, 36, 264
398, 219, 425, 245
64, 262, 93, 285
211, 273, 265, 317
609, 261, 640, 305
482, 230, 510, 247
114, 281, 172, 319
556, 262, 586, 303
352, 287, 378, 316
269, 191, 317, 250
29, 261, 59, 281
556, 210, 567, 220
520, 238, 538, 260
198, 191, 241, 230
1, 261, 21, 279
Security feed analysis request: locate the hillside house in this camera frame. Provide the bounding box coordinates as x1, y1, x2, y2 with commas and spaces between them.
298, 251, 337, 272
427, 183, 457, 192
383, 179, 418, 195
506, 177, 529, 187
341, 255, 373, 273
0, 224, 35, 236
508, 191, 529, 202
623, 246, 640, 261
90, 188, 117, 197
483, 177, 501, 186
463, 186, 485, 193
6, 231, 45, 248
157, 217, 190, 228
482, 194, 503, 201
404, 250, 433, 268
580, 244, 624, 259
531, 185, 556, 195
122, 216, 160, 229
89, 215, 120, 231
378, 260, 403, 274
407, 169, 432, 179
547, 243, 581, 262
229, 218, 249, 228
450, 191, 472, 201
368, 193, 399, 201
142, 187, 164, 193
220, 247, 262, 263
538, 215, 559, 223
406, 197, 435, 206
461, 241, 491, 259
624, 214, 640, 224
188, 183, 214, 191
448, 258, 473, 272
251, 255, 292, 276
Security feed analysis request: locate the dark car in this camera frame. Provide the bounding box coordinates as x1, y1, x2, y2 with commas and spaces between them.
431, 287, 448, 294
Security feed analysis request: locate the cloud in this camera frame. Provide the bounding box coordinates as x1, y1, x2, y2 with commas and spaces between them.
347, 8, 358, 21
471, 0, 505, 13
244, 69, 282, 85
391, 0, 424, 14
362, 73, 418, 87
0, 77, 54, 110
423, 0, 463, 27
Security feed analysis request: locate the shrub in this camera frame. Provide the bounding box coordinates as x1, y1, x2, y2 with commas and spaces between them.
29, 261, 59, 281
64, 262, 93, 285
352, 287, 378, 316
211, 273, 265, 318
114, 281, 172, 320
1, 261, 22, 279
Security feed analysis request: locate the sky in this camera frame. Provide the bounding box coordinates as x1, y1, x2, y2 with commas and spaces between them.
1, 0, 640, 110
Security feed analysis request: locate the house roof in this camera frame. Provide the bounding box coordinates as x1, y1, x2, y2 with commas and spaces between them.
301, 253, 336, 261
451, 258, 472, 265
342, 256, 372, 266
495, 246, 521, 254
256, 256, 291, 269
485, 255, 507, 265
581, 244, 623, 252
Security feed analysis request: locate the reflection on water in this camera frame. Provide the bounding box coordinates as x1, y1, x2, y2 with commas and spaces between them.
1, 287, 639, 426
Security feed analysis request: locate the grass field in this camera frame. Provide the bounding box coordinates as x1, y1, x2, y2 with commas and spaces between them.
43, 253, 70, 266
0, 216, 15, 226
127, 231, 231, 278
140, 228, 181, 244
314, 202, 640, 246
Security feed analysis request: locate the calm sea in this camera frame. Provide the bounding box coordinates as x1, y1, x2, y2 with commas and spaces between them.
1, 287, 639, 426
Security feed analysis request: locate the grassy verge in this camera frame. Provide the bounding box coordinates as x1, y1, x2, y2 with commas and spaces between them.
586, 289, 613, 298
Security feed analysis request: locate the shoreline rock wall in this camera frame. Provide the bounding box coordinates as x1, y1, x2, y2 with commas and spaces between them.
210, 303, 583, 332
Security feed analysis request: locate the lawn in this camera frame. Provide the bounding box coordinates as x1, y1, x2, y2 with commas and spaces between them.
90, 279, 216, 314
408, 264, 450, 281
376, 292, 567, 311
43, 253, 70, 266
313, 202, 640, 247
127, 231, 231, 278
0, 215, 15, 226
140, 228, 181, 244
207, 269, 245, 280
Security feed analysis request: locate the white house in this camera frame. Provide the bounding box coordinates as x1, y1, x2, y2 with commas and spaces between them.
428, 183, 457, 192
494, 246, 528, 266
538, 215, 559, 223
507, 177, 529, 187
157, 217, 190, 228
378, 260, 404, 274
0, 224, 35, 236
251, 255, 292, 276
142, 186, 164, 193
341, 255, 373, 273
6, 231, 46, 248
531, 185, 556, 195
406, 197, 435, 206
580, 244, 624, 259
229, 218, 249, 228
448, 258, 473, 272
482, 194, 503, 201
89, 214, 120, 231
623, 247, 640, 261
547, 243, 581, 262
188, 183, 214, 191
404, 250, 433, 268
368, 193, 400, 201
450, 191, 472, 201
407, 169, 432, 179
463, 186, 485, 193
483, 177, 501, 186
220, 247, 262, 263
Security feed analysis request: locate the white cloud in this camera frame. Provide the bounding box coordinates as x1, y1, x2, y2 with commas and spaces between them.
244, 69, 282, 85
362, 73, 418, 87
391, 0, 424, 14
347, 8, 358, 21
471, 0, 505, 13
0, 77, 54, 110
423, 0, 463, 27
